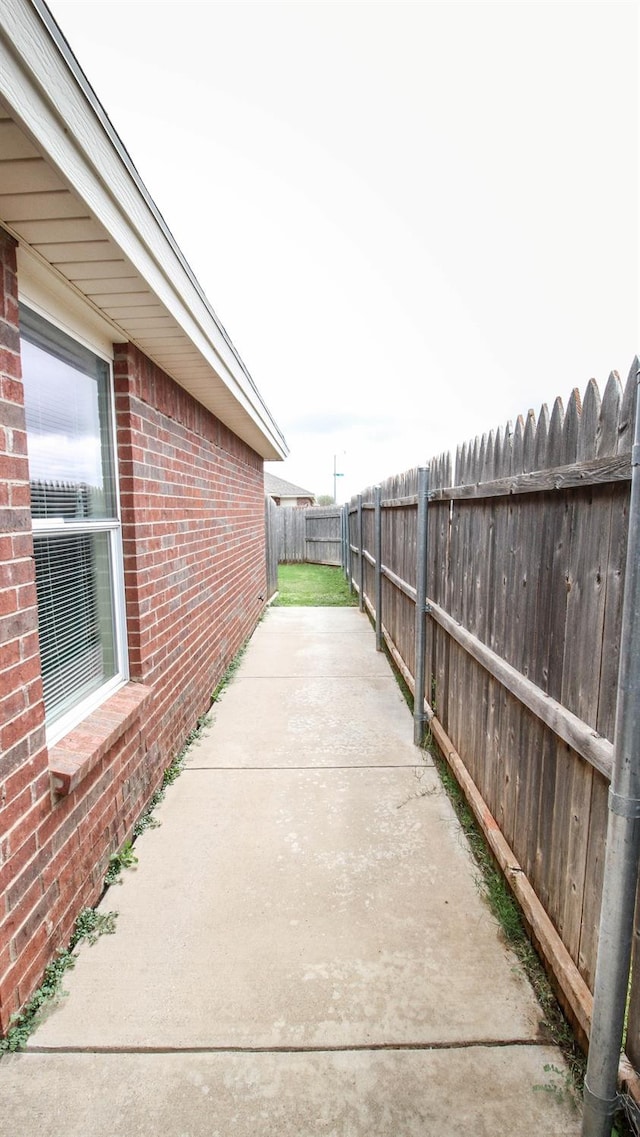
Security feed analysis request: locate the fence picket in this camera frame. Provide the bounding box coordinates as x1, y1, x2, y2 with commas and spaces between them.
548, 396, 565, 467
270, 505, 343, 565
512, 413, 525, 475
322, 362, 640, 1048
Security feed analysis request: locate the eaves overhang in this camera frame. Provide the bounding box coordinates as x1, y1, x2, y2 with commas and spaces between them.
0, 0, 288, 461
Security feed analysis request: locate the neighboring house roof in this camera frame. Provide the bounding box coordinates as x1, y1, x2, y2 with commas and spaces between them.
0, 0, 288, 462
264, 472, 315, 500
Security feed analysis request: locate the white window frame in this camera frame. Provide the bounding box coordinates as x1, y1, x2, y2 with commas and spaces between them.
20, 305, 129, 747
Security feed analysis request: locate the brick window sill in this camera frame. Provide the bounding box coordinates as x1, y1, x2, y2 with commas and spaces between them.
49, 682, 153, 796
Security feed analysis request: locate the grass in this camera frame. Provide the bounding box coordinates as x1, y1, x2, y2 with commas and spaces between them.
426, 742, 637, 1133
273, 563, 357, 606
378, 643, 592, 1104
429, 747, 585, 1085
407, 682, 638, 1133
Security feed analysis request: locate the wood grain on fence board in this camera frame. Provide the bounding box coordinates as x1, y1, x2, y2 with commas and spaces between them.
265, 497, 279, 599
341, 365, 639, 1018
272, 505, 343, 565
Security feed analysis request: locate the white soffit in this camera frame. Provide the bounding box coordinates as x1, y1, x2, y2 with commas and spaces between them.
0, 0, 287, 461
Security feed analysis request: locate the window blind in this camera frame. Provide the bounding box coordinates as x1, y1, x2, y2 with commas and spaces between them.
20, 305, 125, 732
33, 532, 117, 722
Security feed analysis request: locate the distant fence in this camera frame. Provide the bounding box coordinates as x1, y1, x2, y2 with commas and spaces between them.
265, 497, 279, 600
346, 363, 640, 1069
267, 505, 342, 566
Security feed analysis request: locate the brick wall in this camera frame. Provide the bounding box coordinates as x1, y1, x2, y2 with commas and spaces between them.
0, 228, 52, 1031
0, 238, 267, 1033
114, 342, 267, 766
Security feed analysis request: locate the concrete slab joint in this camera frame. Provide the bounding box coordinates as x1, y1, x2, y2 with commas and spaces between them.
1, 608, 582, 1136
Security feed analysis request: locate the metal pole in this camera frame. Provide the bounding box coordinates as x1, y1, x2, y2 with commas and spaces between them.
333, 454, 344, 504
582, 362, 640, 1137
357, 493, 364, 612
413, 467, 429, 747
347, 504, 354, 593
375, 486, 382, 651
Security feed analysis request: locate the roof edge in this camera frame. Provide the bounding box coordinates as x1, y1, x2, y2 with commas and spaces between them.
0, 0, 288, 460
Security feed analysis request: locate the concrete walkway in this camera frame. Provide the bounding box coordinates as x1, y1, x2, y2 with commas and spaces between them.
1, 607, 582, 1135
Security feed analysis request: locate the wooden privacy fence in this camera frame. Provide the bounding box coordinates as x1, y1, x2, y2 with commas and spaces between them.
346, 364, 640, 1068
268, 504, 342, 566
265, 496, 279, 600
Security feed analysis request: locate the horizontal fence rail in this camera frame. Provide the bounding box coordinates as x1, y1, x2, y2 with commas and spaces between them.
345, 364, 640, 1084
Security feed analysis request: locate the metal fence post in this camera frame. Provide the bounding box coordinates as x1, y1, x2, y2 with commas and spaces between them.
346, 505, 354, 593
582, 363, 640, 1137
413, 467, 429, 747
357, 494, 364, 612
375, 486, 382, 651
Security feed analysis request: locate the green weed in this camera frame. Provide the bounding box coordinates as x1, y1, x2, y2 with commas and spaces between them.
381, 643, 587, 1098
533, 1063, 581, 1111
0, 646, 248, 1056
212, 645, 246, 701
130, 713, 212, 842
71, 907, 118, 945
104, 839, 139, 886
0, 906, 117, 1054
430, 747, 585, 1093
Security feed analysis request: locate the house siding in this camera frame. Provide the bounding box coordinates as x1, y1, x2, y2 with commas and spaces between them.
0, 238, 268, 1033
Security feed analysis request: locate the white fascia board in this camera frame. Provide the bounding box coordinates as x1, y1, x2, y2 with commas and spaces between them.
0, 0, 288, 460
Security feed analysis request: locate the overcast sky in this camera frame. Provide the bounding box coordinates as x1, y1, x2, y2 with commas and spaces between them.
48, 0, 638, 502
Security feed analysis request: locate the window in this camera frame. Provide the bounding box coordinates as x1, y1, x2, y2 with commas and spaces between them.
20, 306, 128, 741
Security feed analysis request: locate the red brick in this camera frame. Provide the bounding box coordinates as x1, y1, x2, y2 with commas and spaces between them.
2, 753, 49, 805
0, 942, 11, 986
0, 456, 28, 482
0, 685, 26, 724
7, 427, 27, 456
5, 844, 49, 914
0, 588, 17, 616
2, 662, 43, 709
0, 558, 36, 589
0, 348, 21, 380
12, 893, 57, 985
1, 705, 44, 752
10, 481, 31, 507
0, 783, 32, 839
4, 791, 49, 852
11, 533, 34, 558
2, 321, 268, 1034
0, 376, 24, 403
0, 608, 37, 645
15, 938, 52, 1007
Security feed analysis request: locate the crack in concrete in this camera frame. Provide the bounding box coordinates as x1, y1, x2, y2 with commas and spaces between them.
27, 1038, 549, 1056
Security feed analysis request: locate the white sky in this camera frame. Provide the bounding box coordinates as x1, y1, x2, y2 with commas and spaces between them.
48, 0, 638, 502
